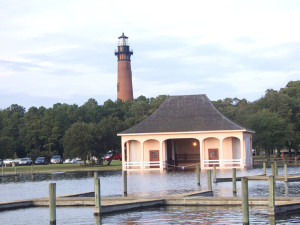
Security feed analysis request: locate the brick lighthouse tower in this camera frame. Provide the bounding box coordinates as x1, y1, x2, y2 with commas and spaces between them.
115, 33, 134, 102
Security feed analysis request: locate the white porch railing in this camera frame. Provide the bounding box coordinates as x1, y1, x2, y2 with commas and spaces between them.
125, 161, 161, 169
203, 160, 220, 166
204, 159, 242, 167
223, 159, 242, 167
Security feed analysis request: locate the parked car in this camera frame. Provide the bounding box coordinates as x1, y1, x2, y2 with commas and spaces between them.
3, 159, 13, 165
19, 158, 33, 165
64, 158, 77, 164
64, 158, 71, 163
70, 158, 77, 163
104, 154, 113, 160
35, 157, 47, 165
113, 153, 122, 160
50, 155, 63, 164
104, 153, 122, 161
13, 158, 22, 165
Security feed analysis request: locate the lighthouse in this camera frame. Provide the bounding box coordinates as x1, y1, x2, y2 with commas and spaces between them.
115, 33, 134, 102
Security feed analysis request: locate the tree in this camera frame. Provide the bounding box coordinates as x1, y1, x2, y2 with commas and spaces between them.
0, 136, 14, 159
247, 109, 291, 158
63, 122, 103, 164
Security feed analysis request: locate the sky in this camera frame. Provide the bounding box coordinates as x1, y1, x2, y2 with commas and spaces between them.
0, 0, 299, 110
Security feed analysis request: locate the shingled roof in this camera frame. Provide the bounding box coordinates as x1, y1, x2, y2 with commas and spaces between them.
120, 95, 254, 134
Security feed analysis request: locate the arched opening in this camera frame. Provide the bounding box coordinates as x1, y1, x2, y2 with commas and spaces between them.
126, 140, 141, 169
222, 137, 241, 167
203, 137, 220, 167
143, 139, 160, 169
165, 138, 200, 169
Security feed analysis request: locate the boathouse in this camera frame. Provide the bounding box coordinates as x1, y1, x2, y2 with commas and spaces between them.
118, 95, 254, 171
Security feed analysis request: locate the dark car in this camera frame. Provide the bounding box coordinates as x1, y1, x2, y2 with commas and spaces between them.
35, 157, 47, 165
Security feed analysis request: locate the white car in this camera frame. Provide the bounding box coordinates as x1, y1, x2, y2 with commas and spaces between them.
64, 158, 71, 163
3, 159, 13, 165
19, 158, 33, 165
13, 158, 22, 165
50, 155, 63, 164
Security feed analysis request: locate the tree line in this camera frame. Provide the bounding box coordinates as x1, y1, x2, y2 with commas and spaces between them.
0, 81, 299, 161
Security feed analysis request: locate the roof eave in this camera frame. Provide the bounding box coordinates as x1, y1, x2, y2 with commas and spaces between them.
118, 129, 254, 136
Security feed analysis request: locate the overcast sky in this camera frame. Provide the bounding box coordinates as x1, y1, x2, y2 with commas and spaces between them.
0, 0, 299, 110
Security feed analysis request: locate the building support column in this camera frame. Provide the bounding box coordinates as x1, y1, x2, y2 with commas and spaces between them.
219, 139, 223, 168
121, 139, 126, 171
171, 140, 175, 161
199, 139, 203, 169
200, 139, 205, 169
240, 136, 245, 168
159, 141, 164, 171
141, 141, 144, 169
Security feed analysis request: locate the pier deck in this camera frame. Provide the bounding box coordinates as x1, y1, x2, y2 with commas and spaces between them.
1, 191, 300, 216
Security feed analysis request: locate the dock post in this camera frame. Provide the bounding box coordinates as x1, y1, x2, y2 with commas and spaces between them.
94, 172, 101, 216
271, 163, 275, 176
268, 176, 275, 215
274, 161, 278, 176
15, 166, 17, 175
49, 183, 56, 225
213, 164, 217, 183
196, 164, 200, 186
207, 170, 212, 191
123, 170, 127, 197
232, 168, 237, 196
295, 156, 297, 165
241, 177, 249, 225
1, 165, 3, 175
284, 163, 288, 182
263, 162, 266, 175
31, 164, 33, 174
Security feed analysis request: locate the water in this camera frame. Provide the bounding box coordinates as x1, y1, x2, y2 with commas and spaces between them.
0, 167, 300, 224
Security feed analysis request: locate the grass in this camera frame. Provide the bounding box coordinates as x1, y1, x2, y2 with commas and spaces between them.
1, 160, 122, 175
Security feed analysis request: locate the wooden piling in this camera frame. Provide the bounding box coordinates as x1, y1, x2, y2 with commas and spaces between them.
15, 166, 17, 175
274, 161, 278, 176
94, 172, 101, 216
284, 163, 288, 182
123, 170, 127, 197
31, 164, 33, 174
49, 183, 56, 225
268, 175, 275, 216
241, 177, 249, 225
213, 165, 217, 183
295, 156, 298, 165
232, 168, 237, 196
271, 163, 275, 176
1, 165, 3, 175
207, 170, 212, 191
263, 161, 266, 175
196, 164, 200, 186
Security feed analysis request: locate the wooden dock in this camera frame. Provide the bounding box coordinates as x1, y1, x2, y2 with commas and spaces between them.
1, 190, 300, 216
216, 174, 300, 182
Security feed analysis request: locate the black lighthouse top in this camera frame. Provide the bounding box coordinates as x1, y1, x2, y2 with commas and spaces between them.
115, 33, 133, 61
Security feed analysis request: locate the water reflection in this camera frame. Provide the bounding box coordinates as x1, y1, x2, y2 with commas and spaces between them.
0, 167, 300, 224
0, 205, 299, 225
0, 167, 300, 202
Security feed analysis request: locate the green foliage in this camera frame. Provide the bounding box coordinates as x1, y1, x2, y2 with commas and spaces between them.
63, 122, 102, 162
0, 82, 299, 160
212, 81, 300, 157
0, 136, 14, 158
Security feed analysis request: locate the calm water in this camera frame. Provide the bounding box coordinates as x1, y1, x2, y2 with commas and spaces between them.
0, 167, 300, 224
